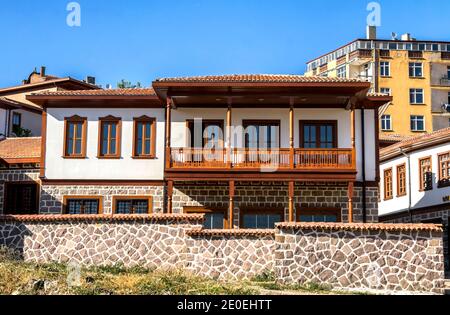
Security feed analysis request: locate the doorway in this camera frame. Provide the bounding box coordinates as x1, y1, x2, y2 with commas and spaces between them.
4, 182, 39, 215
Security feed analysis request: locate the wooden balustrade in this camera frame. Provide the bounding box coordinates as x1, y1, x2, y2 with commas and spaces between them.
170, 148, 355, 170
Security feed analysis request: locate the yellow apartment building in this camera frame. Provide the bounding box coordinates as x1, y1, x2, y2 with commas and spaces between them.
305, 27, 450, 137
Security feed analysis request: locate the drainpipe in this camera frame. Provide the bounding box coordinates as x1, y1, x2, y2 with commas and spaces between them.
361, 107, 367, 223
400, 148, 413, 223
6, 109, 11, 137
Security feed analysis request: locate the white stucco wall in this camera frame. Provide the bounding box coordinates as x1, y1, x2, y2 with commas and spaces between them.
45, 108, 165, 180
379, 142, 450, 216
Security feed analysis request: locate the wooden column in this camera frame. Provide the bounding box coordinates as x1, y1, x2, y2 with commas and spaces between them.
227, 98, 232, 168
289, 98, 295, 169
347, 181, 354, 223
167, 180, 174, 214
165, 97, 172, 169
229, 181, 235, 229
288, 181, 295, 222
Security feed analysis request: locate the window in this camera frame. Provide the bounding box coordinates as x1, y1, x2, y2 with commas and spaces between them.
299, 121, 337, 148
410, 89, 424, 104
381, 115, 392, 131
419, 157, 433, 191
447, 66, 450, 79
98, 116, 121, 158
380, 62, 390, 77
380, 88, 391, 96
64, 197, 102, 214
241, 208, 284, 229
133, 116, 156, 158
409, 62, 423, 77
297, 208, 341, 223
447, 92, 450, 105
438, 152, 450, 187
397, 164, 407, 197
184, 207, 227, 229
187, 120, 224, 148
384, 168, 393, 200
336, 66, 346, 78
12, 112, 21, 133
243, 120, 280, 149
64, 116, 87, 158
113, 197, 152, 214
410, 115, 425, 132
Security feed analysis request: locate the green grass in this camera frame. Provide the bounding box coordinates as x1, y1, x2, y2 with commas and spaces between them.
0, 247, 363, 295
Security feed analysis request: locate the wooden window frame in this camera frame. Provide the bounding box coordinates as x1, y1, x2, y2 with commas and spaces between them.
186, 119, 225, 148
383, 168, 393, 200
396, 163, 407, 197
132, 116, 156, 159
299, 120, 338, 148
63, 115, 88, 159
112, 196, 153, 214
419, 156, 432, 192
296, 207, 342, 223
98, 116, 122, 159
184, 206, 228, 229
438, 151, 450, 188
242, 120, 281, 149
239, 207, 284, 229
62, 196, 103, 214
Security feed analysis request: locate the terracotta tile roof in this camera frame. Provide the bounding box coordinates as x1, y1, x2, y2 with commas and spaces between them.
155, 74, 366, 84
367, 92, 390, 98
0, 77, 99, 94
30, 88, 156, 97
0, 137, 41, 164
379, 134, 412, 143
0, 213, 205, 223
0, 97, 23, 107
276, 222, 443, 232
380, 127, 450, 161
187, 229, 276, 237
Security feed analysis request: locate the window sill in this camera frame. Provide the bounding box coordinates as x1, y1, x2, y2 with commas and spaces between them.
411, 130, 427, 133
381, 129, 394, 132
97, 156, 122, 160
62, 156, 87, 160
380, 76, 392, 79
410, 103, 427, 106
384, 197, 394, 201
397, 194, 407, 198
132, 156, 157, 160
409, 77, 425, 79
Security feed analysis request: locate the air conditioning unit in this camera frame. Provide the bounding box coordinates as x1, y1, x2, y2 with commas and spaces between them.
442, 103, 450, 113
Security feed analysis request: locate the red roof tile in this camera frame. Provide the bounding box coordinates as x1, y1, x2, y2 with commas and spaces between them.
155, 74, 366, 84
31, 88, 156, 97
276, 222, 443, 232
187, 229, 276, 237
0, 137, 41, 164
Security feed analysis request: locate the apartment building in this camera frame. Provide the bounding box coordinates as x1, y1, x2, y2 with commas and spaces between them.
305, 27, 450, 138
7, 74, 391, 228
0, 66, 98, 138
379, 128, 450, 275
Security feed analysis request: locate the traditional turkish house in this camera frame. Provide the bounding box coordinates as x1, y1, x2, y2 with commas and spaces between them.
379, 127, 450, 275
24, 75, 391, 228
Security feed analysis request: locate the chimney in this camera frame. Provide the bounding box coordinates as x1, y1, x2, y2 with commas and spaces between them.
401, 33, 412, 41
366, 25, 377, 40
85, 76, 96, 85
40, 66, 46, 77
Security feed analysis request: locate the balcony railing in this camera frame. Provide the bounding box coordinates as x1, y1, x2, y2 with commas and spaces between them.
440, 76, 450, 86
349, 49, 372, 60
170, 148, 355, 170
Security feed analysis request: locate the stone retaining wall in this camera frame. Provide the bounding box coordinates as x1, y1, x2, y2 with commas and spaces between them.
0, 215, 445, 294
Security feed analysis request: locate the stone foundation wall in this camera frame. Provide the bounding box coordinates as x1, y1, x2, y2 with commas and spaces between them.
0, 168, 40, 215
40, 185, 165, 214
173, 182, 379, 224
275, 223, 445, 294
0, 216, 444, 294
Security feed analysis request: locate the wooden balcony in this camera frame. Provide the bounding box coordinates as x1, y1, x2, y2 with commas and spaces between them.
169, 148, 355, 171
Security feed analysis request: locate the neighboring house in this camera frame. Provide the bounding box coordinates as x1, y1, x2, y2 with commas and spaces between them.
20, 75, 390, 228
379, 134, 412, 149
304, 26, 450, 137
0, 66, 99, 138
379, 128, 450, 275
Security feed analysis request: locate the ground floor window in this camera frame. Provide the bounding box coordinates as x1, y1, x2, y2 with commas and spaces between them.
4, 182, 39, 215
63, 197, 102, 215
113, 197, 152, 214
184, 206, 227, 229
240, 208, 284, 229
297, 208, 341, 223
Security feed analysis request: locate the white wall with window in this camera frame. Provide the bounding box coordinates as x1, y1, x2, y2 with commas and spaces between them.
45, 108, 165, 180
409, 62, 423, 78
410, 115, 425, 132
380, 62, 390, 77
381, 115, 392, 131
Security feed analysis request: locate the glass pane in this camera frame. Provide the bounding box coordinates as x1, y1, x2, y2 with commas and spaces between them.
145, 123, 151, 138
110, 140, 116, 155
76, 123, 82, 138
145, 140, 151, 155
133, 200, 149, 214
204, 213, 224, 229
68, 123, 75, 140
75, 139, 82, 154
102, 123, 109, 140
300, 215, 314, 222
268, 215, 281, 228
84, 200, 99, 214
110, 123, 117, 138
137, 123, 143, 140
67, 140, 74, 155
68, 200, 82, 214
243, 215, 257, 229
117, 201, 132, 214
101, 140, 108, 155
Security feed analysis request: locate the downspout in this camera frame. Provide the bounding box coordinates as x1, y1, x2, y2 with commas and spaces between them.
6, 109, 11, 137
400, 148, 413, 223
361, 107, 367, 223
3, 108, 9, 137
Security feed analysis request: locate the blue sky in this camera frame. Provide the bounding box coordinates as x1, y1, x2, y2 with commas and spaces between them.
0, 0, 449, 88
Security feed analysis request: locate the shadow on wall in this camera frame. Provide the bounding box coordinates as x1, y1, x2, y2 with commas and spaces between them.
39, 188, 64, 215
0, 222, 31, 259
